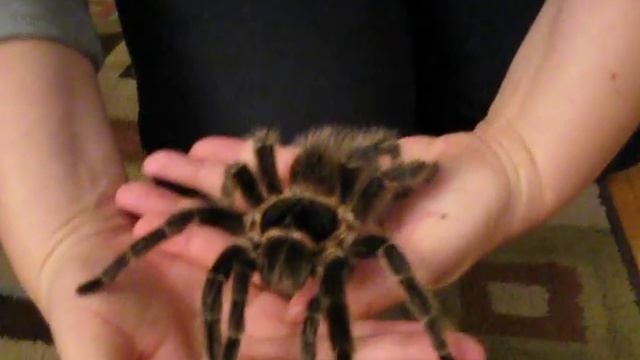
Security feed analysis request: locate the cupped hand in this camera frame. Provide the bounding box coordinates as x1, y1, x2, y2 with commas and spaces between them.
39, 199, 478, 360
113, 132, 503, 359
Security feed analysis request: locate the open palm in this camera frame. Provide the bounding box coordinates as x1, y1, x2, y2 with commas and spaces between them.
44, 212, 472, 360
109, 132, 496, 359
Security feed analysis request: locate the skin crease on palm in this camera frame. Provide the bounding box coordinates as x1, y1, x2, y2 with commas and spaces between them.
112, 132, 500, 360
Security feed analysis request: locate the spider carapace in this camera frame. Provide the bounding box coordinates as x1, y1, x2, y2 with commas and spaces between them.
77, 126, 453, 360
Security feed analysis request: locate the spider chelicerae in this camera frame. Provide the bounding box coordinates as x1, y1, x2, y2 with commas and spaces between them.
77, 126, 452, 360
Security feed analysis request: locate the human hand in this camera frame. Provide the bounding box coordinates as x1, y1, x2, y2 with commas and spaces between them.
39, 198, 468, 360
114, 132, 501, 359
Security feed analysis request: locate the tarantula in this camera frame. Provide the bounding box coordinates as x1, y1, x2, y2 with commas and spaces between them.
77, 126, 452, 360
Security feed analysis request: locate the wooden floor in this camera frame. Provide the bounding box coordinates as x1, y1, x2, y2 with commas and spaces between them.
605, 164, 640, 271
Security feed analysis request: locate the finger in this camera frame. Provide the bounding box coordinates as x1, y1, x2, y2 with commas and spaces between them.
446, 332, 487, 360
350, 320, 424, 337
321, 327, 483, 360
352, 332, 442, 360
116, 181, 193, 216
346, 260, 401, 319
398, 135, 442, 163
318, 322, 434, 360
142, 150, 228, 198
131, 213, 234, 269
244, 291, 293, 338
189, 136, 250, 164
286, 259, 400, 322
352, 330, 485, 360
190, 135, 298, 180
239, 318, 483, 360
252, 298, 426, 340
285, 279, 319, 322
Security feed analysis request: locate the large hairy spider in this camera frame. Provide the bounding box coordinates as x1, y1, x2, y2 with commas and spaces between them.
77, 126, 452, 360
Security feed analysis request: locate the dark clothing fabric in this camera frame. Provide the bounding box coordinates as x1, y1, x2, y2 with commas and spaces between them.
115, 1, 545, 152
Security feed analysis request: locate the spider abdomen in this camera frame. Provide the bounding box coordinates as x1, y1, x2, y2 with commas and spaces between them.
257, 234, 316, 297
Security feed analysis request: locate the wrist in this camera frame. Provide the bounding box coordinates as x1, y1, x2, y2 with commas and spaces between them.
3, 192, 130, 314
43, 205, 134, 311
0, 40, 127, 313
473, 117, 548, 239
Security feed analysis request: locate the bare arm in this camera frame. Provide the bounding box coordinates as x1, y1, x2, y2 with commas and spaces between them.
476, 0, 640, 237
0, 40, 126, 311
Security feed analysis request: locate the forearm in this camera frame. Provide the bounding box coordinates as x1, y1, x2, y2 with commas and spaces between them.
0, 40, 126, 306
476, 0, 640, 237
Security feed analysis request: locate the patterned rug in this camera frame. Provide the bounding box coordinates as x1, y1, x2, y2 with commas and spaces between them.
441, 226, 640, 359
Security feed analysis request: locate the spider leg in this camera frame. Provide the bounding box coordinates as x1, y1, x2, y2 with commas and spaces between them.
339, 137, 400, 203
222, 255, 255, 360
324, 256, 353, 360
350, 160, 438, 223
350, 175, 388, 223
346, 138, 400, 166
153, 178, 213, 202
338, 164, 362, 204
319, 256, 353, 360
76, 205, 244, 295
223, 163, 266, 207
381, 161, 438, 198
202, 245, 255, 360
347, 235, 452, 360
290, 147, 341, 196
301, 296, 322, 360
251, 128, 283, 195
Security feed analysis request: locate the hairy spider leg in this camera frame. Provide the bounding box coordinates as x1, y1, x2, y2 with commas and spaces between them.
290, 146, 341, 196
338, 139, 403, 204
202, 245, 247, 359
345, 137, 400, 167
76, 205, 244, 295
347, 234, 452, 360
202, 244, 256, 360
222, 258, 255, 360
290, 134, 400, 202
350, 174, 389, 223
153, 178, 214, 202
324, 256, 354, 360
338, 164, 361, 204
252, 130, 283, 195
380, 161, 438, 197
349, 160, 438, 223
223, 163, 266, 207
301, 296, 322, 360
301, 255, 353, 360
